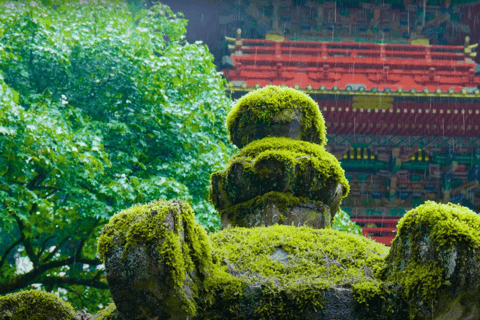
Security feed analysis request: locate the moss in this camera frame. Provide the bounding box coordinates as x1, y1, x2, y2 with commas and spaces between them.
0, 289, 76, 320
238, 137, 349, 195
394, 201, 480, 249
209, 137, 350, 211
206, 224, 389, 318
196, 268, 249, 319
380, 201, 480, 319
221, 191, 327, 227
255, 277, 329, 318
253, 149, 296, 177
226, 85, 327, 148
93, 199, 480, 319
96, 199, 213, 318
91, 302, 120, 320
352, 281, 387, 306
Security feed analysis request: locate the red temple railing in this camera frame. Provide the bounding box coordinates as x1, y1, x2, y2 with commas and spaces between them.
224, 29, 479, 94
350, 216, 399, 246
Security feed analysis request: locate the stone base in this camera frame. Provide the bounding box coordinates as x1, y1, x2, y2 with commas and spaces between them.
220, 191, 332, 229
11, 201, 480, 320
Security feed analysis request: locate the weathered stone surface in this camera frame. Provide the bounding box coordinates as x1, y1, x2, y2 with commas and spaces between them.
210, 137, 349, 224
75, 310, 93, 320
196, 224, 400, 320
92, 216, 399, 320
90, 201, 480, 320
226, 86, 327, 148
96, 200, 213, 320
211, 86, 349, 230
212, 156, 345, 212
230, 108, 324, 149
220, 191, 332, 229
81, 286, 407, 320
216, 283, 395, 320
14, 200, 480, 320
379, 201, 480, 320
12, 86, 480, 320
105, 240, 196, 320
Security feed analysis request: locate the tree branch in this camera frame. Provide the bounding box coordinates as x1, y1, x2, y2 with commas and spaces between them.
63, 285, 86, 311
35, 186, 61, 199
9, 208, 38, 266
0, 255, 105, 295
43, 189, 59, 199
70, 218, 100, 262
39, 236, 70, 264
26, 166, 48, 190
36, 274, 109, 290
39, 218, 100, 265
1, 209, 105, 295
35, 186, 58, 190
0, 234, 25, 270
35, 235, 56, 263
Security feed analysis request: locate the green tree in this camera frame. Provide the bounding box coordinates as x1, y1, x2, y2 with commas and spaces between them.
0, 0, 235, 314
332, 209, 363, 235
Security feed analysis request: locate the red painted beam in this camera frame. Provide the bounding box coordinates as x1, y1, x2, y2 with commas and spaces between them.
369, 236, 396, 246
351, 218, 399, 228
319, 100, 480, 137
362, 227, 396, 235
224, 39, 479, 92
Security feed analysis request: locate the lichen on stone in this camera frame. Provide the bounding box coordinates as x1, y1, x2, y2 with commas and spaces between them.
351, 281, 387, 306
395, 201, 480, 249
219, 191, 331, 229
238, 136, 349, 196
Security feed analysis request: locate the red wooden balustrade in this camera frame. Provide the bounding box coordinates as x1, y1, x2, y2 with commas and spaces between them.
224, 38, 479, 93
350, 216, 400, 246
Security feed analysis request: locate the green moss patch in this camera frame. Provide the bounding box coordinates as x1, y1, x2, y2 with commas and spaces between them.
96, 199, 213, 318
210, 224, 388, 284
394, 201, 480, 249
91, 302, 120, 320
0, 289, 76, 320
204, 224, 389, 317
226, 85, 327, 148
220, 191, 330, 228
210, 137, 349, 211
380, 201, 480, 318
240, 137, 349, 194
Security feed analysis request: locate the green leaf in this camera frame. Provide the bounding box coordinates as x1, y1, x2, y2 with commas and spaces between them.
131, 177, 140, 187
172, 76, 181, 86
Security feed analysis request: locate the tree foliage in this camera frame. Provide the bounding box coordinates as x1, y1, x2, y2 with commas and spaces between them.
0, 0, 235, 314
332, 210, 363, 235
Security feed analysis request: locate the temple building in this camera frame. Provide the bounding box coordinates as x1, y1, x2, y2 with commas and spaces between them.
218, 0, 480, 245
